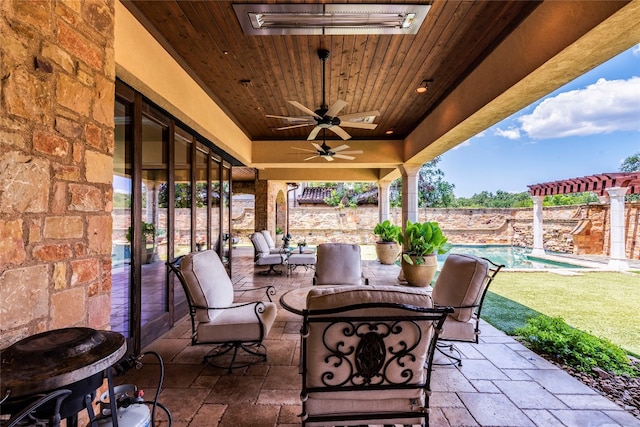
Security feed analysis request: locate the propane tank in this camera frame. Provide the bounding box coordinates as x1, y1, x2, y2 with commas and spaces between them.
94, 384, 151, 427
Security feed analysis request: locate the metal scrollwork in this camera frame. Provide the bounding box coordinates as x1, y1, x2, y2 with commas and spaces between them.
317, 320, 423, 387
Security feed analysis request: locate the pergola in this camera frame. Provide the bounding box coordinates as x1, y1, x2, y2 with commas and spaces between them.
527, 172, 640, 269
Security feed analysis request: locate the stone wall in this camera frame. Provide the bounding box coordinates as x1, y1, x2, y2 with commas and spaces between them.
0, 0, 115, 348
230, 202, 640, 259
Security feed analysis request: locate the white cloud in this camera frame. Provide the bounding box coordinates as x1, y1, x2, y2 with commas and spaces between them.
518, 77, 640, 140
633, 44, 640, 58
452, 140, 471, 150
452, 131, 485, 149
494, 127, 521, 140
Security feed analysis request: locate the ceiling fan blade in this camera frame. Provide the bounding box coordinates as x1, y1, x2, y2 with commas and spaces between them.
304, 155, 319, 161
324, 156, 334, 161
331, 144, 350, 152
266, 114, 313, 122
307, 126, 322, 141
336, 150, 363, 155
277, 123, 314, 130
288, 101, 322, 119
339, 122, 378, 130
291, 147, 317, 153
325, 100, 348, 118
311, 142, 323, 152
333, 154, 356, 160
329, 126, 352, 140
339, 110, 381, 121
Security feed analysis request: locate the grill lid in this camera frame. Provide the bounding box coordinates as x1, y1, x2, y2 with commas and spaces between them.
1, 327, 126, 398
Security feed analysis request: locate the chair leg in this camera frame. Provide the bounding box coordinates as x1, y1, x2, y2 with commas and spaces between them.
258, 264, 282, 275
203, 342, 268, 373
434, 341, 463, 367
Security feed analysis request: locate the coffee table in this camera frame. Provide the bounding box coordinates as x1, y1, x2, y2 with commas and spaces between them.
279, 286, 315, 315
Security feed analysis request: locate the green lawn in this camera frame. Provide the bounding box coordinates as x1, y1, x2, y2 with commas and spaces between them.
483, 271, 640, 356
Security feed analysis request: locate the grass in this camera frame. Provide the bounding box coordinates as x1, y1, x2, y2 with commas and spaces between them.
482, 271, 640, 356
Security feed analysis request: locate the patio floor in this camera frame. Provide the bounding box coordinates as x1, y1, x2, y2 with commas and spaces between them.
115, 247, 640, 427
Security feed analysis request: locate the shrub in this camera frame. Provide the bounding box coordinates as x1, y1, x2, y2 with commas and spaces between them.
515, 315, 638, 377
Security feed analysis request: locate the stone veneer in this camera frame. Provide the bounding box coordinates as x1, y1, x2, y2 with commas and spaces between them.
0, 0, 115, 348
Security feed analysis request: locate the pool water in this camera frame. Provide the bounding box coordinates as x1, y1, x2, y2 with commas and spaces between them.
440, 245, 582, 269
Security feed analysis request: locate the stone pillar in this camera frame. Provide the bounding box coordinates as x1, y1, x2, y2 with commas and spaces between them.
378, 180, 391, 222
606, 187, 629, 270
254, 179, 268, 232
0, 0, 116, 346
531, 195, 545, 257
399, 164, 421, 227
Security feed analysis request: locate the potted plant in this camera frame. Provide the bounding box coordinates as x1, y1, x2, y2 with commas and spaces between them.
373, 220, 401, 265
126, 221, 157, 264
275, 227, 284, 244
397, 220, 452, 287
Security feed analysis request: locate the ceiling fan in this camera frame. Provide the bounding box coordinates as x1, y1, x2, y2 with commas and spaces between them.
267, 49, 380, 141
292, 141, 363, 161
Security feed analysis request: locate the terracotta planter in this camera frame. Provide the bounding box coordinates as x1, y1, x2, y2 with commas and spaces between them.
375, 241, 400, 265
401, 254, 437, 287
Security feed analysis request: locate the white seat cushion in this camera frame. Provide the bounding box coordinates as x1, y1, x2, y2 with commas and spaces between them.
196, 301, 277, 342
315, 243, 363, 286
432, 253, 489, 322
180, 250, 234, 322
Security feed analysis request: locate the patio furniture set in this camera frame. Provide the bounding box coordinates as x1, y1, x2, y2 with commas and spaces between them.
166, 241, 503, 426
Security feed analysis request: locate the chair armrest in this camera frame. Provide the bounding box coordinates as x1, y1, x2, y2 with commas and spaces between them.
233, 285, 276, 302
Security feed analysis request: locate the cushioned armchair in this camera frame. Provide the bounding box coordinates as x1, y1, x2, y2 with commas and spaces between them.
431, 253, 503, 366
300, 285, 451, 426
250, 232, 286, 275
166, 250, 277, 372
312, 243, 369, 286
260, 230, 285, 254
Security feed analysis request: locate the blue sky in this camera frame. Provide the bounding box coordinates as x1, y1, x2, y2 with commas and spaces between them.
438, 44, 640, 198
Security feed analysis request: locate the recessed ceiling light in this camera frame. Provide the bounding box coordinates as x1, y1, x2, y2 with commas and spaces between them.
416, 79, 432, 94
233, 4, 430, 35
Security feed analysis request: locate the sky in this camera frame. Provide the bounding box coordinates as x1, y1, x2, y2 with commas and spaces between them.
438, 44, 640, 198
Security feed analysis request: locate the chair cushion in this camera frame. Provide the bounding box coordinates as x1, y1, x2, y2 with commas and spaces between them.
307, 284, 433, 311
305, 285, 434, 401
196, 301, 277, 342
431, 253, 489, 322
304, 394, 425, 426
287, 253, 316, 266
180, 250, 234, 322
440, 314, 476, 341
256, 252, 284, 266
315, 243, 363, 286
261, 230, 276, 249
251, 232, 271, 255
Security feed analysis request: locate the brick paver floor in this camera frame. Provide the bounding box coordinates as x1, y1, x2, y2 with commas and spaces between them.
115, 247, 640, 427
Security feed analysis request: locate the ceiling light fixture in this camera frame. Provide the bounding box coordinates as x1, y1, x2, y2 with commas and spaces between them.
233, 4, 430, 35
416, 79, 432, 94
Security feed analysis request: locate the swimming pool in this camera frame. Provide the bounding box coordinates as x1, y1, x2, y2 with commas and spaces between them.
440, 245, 583, 269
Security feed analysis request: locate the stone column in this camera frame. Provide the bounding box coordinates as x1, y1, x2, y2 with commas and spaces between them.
400, 164, 421, 226
606, 187, 629, 270
531, 195, 545, 257
378, 180, 391, 222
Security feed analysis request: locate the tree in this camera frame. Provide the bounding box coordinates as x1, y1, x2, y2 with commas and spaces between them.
390, 157, 456, 208
620, 152, 639, 173
620, 152, 639, 201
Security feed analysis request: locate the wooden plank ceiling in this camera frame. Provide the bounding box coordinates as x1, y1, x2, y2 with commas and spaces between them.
122, 1, 539, 143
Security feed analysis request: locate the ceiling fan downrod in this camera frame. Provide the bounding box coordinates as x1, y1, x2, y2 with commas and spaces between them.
318, 49, 330, 112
